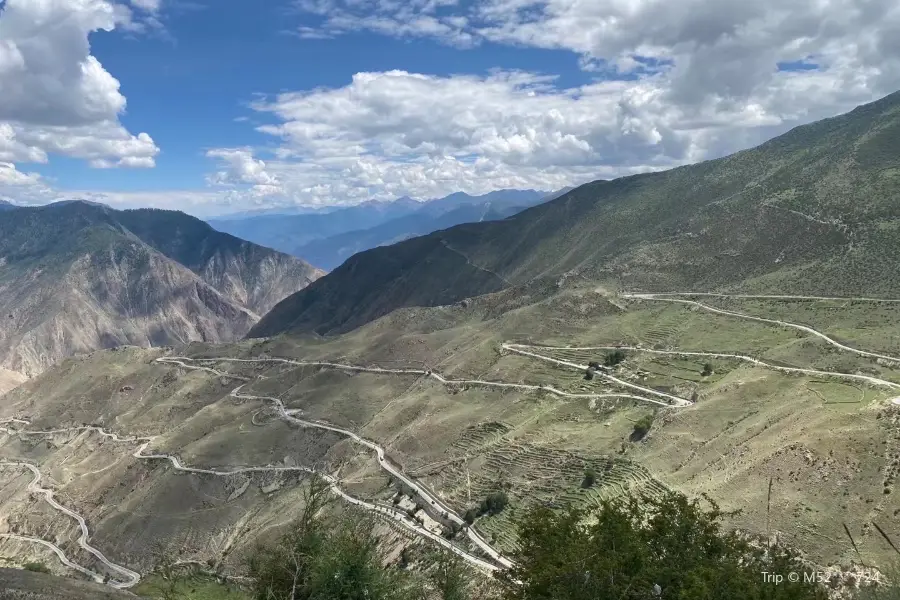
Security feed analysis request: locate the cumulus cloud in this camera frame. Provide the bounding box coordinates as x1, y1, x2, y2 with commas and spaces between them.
206, 60, 870, 207
130, 0, 162, 13
0, 0, 160, 170
236, 0, 900, 207
293, 0, 476, 46
0, 162, 42, 187
206, 148, 283, 197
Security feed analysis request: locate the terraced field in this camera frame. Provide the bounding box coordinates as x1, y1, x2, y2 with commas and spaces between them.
435, 436, 669, 554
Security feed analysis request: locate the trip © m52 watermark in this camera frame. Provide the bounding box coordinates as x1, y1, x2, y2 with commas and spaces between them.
762, 571, 827, 584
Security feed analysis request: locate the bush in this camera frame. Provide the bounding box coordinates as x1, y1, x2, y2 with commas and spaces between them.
500, 492, 828, 600
604, 350, 626, 367
632, 414, 655, 440
23, 562, 50, 574
479, 492, 509, 516
582, 468, 597, 489
247, 478, 422, 600
464, 508, 477, 524
702, 362, 714, 376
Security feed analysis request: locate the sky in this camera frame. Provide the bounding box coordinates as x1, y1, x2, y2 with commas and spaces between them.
0, 0, 899, 217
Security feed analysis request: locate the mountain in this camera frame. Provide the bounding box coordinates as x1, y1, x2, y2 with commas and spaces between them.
3, 97, 900, 592
0, 200, 18, 212
207, 198, 423, 257
206, 190, 552, 269
208, 204, 340, 221
293, 190, 551, 271
250, 90, 900, 338
0, 202, 323, 375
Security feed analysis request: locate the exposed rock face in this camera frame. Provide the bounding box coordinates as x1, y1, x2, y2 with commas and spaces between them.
0, 203, 324, 375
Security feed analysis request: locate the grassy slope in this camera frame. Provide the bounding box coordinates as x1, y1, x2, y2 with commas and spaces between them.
4, 281, 899, 575
251, 90, 900, 338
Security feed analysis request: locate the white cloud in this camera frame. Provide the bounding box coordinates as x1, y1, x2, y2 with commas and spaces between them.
206, 148, 283, 197
239, 0, 900, 208
0, 162, 42, 187
131, 0, 162, 13
293, 0, 476, 47
204, 62, 862, 207
0, 0, 160, 169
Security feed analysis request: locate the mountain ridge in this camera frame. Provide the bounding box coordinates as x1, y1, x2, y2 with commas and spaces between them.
291, 191, 553, 271
207, 190, 552, 268
0, 203, 323, 375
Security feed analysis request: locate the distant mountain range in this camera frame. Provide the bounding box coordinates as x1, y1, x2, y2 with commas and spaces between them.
250, 91, 900, 338
0, 201, 323, 375
208, 189, 561, 270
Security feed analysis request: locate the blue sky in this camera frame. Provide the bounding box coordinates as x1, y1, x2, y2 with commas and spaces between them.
64, 1, 589, 192
1, 0, 898, 216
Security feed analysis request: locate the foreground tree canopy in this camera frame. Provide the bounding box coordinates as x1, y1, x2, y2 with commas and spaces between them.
144, 483, 900, 600
502, 492, 827, 600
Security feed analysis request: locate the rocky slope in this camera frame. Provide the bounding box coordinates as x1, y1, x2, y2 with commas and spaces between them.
250, 90, 900, 338
0, 568, 134, 600
0, 202, 323, 375
0, 367, 25, 396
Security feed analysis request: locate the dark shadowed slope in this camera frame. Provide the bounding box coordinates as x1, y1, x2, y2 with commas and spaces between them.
250, 90, 900, 338
0, 202, 323, 374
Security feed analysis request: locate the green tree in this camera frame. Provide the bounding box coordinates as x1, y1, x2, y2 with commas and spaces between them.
581, 468, 596, 489
479, 492, 509, 516
604, 351, 626, 368
702, 362, 714, 377
632, 414, 654, 440
23, 562, 50, 574
431, 552, 477, 600
247, 477, 421, 600
500, 492, 827, 600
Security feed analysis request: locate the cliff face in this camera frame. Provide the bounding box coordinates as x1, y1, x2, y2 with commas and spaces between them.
0, 203, 323, 375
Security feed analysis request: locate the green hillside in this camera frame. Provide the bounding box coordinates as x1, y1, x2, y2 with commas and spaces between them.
251, 91, 900, 338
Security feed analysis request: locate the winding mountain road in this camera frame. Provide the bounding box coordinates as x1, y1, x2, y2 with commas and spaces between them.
623, 293, 900, 364
0, 419, 504, 583
0, 533, 104, 582
0, 459, 141, 588
513, 345, 900, 390
163, 356, 670, 407
157, 357, 515, 568
500, 344, 693, 406
627, 292, 900, 303
5, 290, 899, 586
